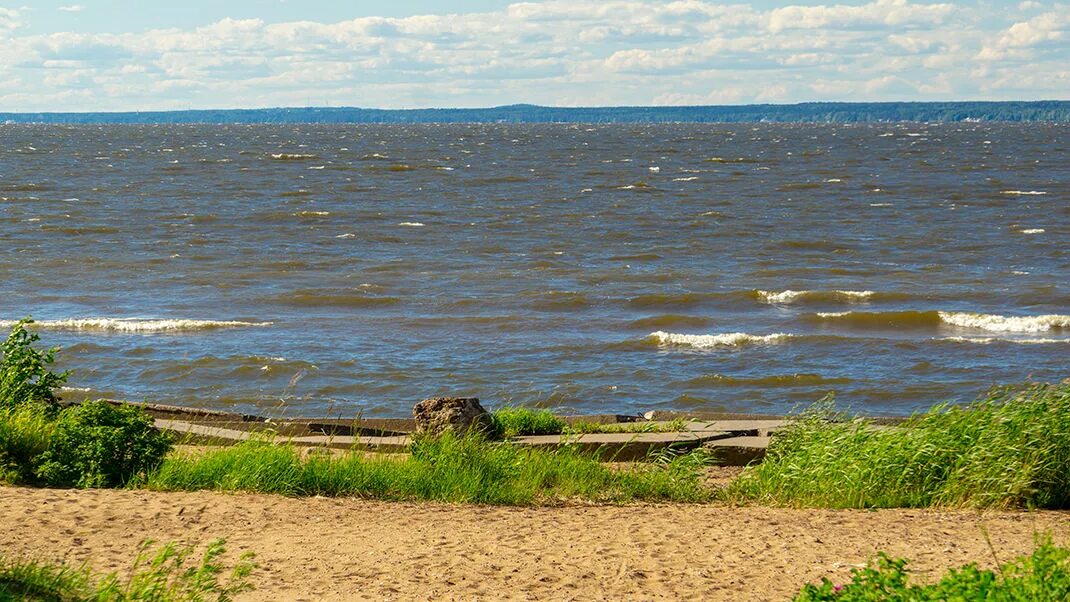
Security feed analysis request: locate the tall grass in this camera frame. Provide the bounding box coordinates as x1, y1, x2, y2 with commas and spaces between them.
145, 433, 711, 505
727, 382, 1070, 509
0, 539, 254, 602
0, 407, 55, 484
489, 407, 566, 438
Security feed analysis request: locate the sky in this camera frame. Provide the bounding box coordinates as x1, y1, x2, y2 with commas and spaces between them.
0, 0, 1067, 111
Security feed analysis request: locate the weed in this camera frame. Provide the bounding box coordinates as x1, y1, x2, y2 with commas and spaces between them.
0, 539, 254, 602
794, 534, 1070, 601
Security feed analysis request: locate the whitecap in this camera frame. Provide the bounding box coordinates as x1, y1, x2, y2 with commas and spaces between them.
757, 290, 875, 304
937, 312, 1070, 333
649, 331, 793, 349
673, 176, 698, 182
938, 336, 1070, 345
0, 318, 273, 333
398, 222, 425, 227
335, 233, 355, 239
1018, 228, 1045, 234
1002, 190, 1047, 195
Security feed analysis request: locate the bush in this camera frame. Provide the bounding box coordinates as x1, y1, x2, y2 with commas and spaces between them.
34, 400, 173, 488
0, 318, 68, 413
794, 535, 1070, 601
726, 382, 1070, 509
0, 539, 255, 602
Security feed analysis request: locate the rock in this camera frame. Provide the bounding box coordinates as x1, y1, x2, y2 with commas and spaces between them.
412, 396, 493, 437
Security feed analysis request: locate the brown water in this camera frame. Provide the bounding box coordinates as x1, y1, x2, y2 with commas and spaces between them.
1, 122, 1068, 416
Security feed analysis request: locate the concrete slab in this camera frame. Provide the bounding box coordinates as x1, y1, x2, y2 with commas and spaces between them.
514, 431, 732, 461
703, 436, 771, 466
155, 419, 411, 453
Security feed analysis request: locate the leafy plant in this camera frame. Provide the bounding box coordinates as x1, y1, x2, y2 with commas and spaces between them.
0, 317, 68, 413
794, 535, 1070, 601
34, 400, 173, 488
0, 539, 255, 602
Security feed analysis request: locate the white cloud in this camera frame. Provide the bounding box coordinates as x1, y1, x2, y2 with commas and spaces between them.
58, 5, 84, 12
0, 1, 1066, 111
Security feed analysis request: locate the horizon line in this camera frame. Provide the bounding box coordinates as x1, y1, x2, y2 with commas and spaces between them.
3, 99, 1070, 115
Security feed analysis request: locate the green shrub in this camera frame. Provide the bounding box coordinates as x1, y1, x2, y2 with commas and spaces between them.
489, 407, 566, 438
0, 539, 255, 602
34, 400, 173, 488
0, 407, 55, 484
0, 318, 68, 413
726, 383, 1070, 509
794, 535, 1070, 601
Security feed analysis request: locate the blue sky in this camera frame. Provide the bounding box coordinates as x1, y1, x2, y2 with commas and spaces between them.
0, 1, 1066, 111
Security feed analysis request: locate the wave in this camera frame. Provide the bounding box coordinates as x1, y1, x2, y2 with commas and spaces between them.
755, 289, 877, 304
937, 336, 1070, 345
0, 318, 272, 333
648, 331, 793, 349
811, 311, 1070, 333
1002, 190, 1047, 195
628, 314, 713, 329
684, 373, 853, 387
270, 153, 318, 160
271, 290, 401, 308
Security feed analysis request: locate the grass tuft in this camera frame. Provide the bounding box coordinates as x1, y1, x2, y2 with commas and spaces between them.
489, 407, 566, 438
726, 382, 1070, 509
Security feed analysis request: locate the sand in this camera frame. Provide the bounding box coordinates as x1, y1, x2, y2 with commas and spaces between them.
2, 486, 1068, 601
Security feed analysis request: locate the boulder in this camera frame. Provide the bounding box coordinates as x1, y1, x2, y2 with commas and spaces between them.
412, 396, 493, 437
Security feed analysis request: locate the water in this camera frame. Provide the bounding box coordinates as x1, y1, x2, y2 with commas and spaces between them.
1, 122, 1068, 417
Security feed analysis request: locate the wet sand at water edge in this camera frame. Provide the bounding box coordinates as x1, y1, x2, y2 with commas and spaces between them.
2, 486, 1068, 601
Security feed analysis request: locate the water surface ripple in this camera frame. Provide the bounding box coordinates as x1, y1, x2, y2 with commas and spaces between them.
1, 123, 1067, 416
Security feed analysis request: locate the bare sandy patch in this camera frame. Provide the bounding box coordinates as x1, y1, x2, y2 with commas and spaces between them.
1, 486, 1067, 601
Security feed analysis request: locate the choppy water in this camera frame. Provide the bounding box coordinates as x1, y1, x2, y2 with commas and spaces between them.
1, 123, 1068, 416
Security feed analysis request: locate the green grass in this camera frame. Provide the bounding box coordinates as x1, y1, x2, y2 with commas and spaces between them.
144, 432, 712, 505
726, 382, 1070, 509
490, 407, 689, 437
0, 407, 55, 484
0, 539, 254, 602
489, 406, 566, 438
795, 534, 1070, 601
564, 418, 689, 435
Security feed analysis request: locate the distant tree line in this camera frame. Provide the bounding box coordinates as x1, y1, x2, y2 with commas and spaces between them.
2, 102, 1069, 124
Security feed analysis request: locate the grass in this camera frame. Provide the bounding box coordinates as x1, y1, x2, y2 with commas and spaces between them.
489, 406, 565, 438
144, 432, 713, 505
795, 534, 1070, 601
564, 418, 689, 435
0, 407, 55, 484
490, 407, 689, 437
726, 382, 1070, 509
0, 539, 254, 602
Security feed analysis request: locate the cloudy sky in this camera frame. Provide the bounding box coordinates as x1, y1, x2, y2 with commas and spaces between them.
0, 0, 1066, 111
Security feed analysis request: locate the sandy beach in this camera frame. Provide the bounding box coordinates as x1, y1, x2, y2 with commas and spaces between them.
2, 486, 1068, 601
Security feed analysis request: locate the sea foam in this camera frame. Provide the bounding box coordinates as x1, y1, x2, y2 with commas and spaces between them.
0, 318, 273, 333
757, 289, 875, 304
814, 311, 1070, 333
649, 331, 793, 349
